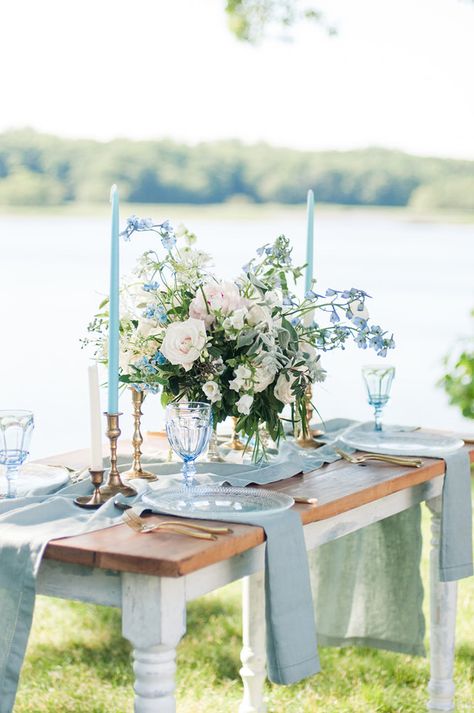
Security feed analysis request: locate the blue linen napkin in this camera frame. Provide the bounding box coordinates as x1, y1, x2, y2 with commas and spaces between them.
128, 492, 320, 685
439, 448, 473, 581
0, 478, 126, 713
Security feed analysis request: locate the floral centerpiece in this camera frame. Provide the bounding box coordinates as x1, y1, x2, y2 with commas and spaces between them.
86, 216, 394, 456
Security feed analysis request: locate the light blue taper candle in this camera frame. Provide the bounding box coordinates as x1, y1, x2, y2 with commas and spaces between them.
108, 184, 120, 414
304, 189, 314, 294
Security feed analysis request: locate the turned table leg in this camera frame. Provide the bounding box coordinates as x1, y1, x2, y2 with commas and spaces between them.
122, 573, 186, 713
239, 571, 267, 713
426, 496, 458, 713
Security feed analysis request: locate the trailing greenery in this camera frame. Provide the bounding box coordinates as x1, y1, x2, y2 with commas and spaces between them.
0, 129, 472, 211
14, 495, 474, 712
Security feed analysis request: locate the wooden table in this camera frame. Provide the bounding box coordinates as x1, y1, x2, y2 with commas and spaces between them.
36, 445, 473, 713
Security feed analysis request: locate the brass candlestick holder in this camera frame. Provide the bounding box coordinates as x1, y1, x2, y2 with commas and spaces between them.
123, 388, 157, 481
74, 468, 106, 509
296, 385, 323, 449
100, 413, 136, 500
223, 417, 246, 451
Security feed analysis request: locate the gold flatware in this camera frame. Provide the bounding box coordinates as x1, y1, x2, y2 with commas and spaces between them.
293, 496, 318, 505
122, 511, 216, 540
122, 508, 232, 539
334, 448, 422, 468
121, 506, 232, 534
47, 464, 76, 473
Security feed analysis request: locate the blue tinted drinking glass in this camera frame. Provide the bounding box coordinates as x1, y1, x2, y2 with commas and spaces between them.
0, 410, 34, 498
165, 402, 212, 487
362, 365, 395, 431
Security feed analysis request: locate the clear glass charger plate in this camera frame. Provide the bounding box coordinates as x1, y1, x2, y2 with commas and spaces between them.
141, 486, 294, 520
339, 423, 464, 457
0, 463, 70, 497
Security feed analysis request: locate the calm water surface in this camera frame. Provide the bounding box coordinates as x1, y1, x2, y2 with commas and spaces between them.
1, 210, 473, 459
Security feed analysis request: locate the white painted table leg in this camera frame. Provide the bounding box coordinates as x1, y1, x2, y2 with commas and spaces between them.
239, 571, 267, 713
122, 573, 186, 713
426, 497, 458, 713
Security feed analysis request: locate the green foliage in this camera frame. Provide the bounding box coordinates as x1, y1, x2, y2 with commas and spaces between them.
0, 129, 472, 209
224, 0, 334, 43
440, 312, 474, 419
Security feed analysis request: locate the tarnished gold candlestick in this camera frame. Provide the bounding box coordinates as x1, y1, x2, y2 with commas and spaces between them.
123, 388, 157, 481
296, 384, 322, 449
74, 468, 106, 509
223, 417, 246, 451
100, 413, 136, 500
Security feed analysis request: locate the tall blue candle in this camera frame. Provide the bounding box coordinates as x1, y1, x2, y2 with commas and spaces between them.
108, 184, 120, 413
304, 189, 314, 294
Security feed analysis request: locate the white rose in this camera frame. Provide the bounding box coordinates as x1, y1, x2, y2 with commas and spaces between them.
202, 380, 221, 404
160, 318, 207, 371
189, 281, 245, 325
247, 303, 273, 328
350, 300, 369, 321
274, 373, 297, 405
236, 394, 253, 415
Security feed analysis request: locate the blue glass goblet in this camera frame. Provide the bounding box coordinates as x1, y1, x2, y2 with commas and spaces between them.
165, 402, 212, 487
0, 410, 34, 498
362, 365, 395, 432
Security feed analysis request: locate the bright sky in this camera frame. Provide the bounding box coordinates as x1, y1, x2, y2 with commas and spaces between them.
1, 0, 473, 158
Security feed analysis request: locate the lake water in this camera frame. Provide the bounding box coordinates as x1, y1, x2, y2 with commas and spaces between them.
1, 208, 473, 460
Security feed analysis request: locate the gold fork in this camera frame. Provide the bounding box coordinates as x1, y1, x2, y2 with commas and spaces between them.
122, 508, 232, 539
334, 448, 422, 468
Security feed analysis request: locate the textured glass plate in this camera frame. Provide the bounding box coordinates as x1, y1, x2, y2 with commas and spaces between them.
142, 486, 294, 520
0, 463, 70, 497
340, 423, 464, 457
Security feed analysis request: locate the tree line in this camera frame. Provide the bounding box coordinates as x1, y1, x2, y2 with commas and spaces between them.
0, 129, 472, 211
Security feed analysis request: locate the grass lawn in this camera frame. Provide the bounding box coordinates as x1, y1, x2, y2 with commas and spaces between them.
15, 497, 473, 713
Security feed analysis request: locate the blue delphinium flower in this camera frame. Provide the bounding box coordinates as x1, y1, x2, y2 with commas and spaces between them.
143, 281, 159, 292
120, 215, 176, 249
156, 306, 168, 324
153, 350, 167, 365
160, 220, 176, 250
136, 356, 156, 375
143, 305, 168, 323
330, 308, 340, 324
256, 245, 266, 257
161, 234, 176, 250
143, 306, 156, 319
355, 333, 368, 349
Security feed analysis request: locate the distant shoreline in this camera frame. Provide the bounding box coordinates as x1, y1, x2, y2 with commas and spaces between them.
0, 202, 472, 224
